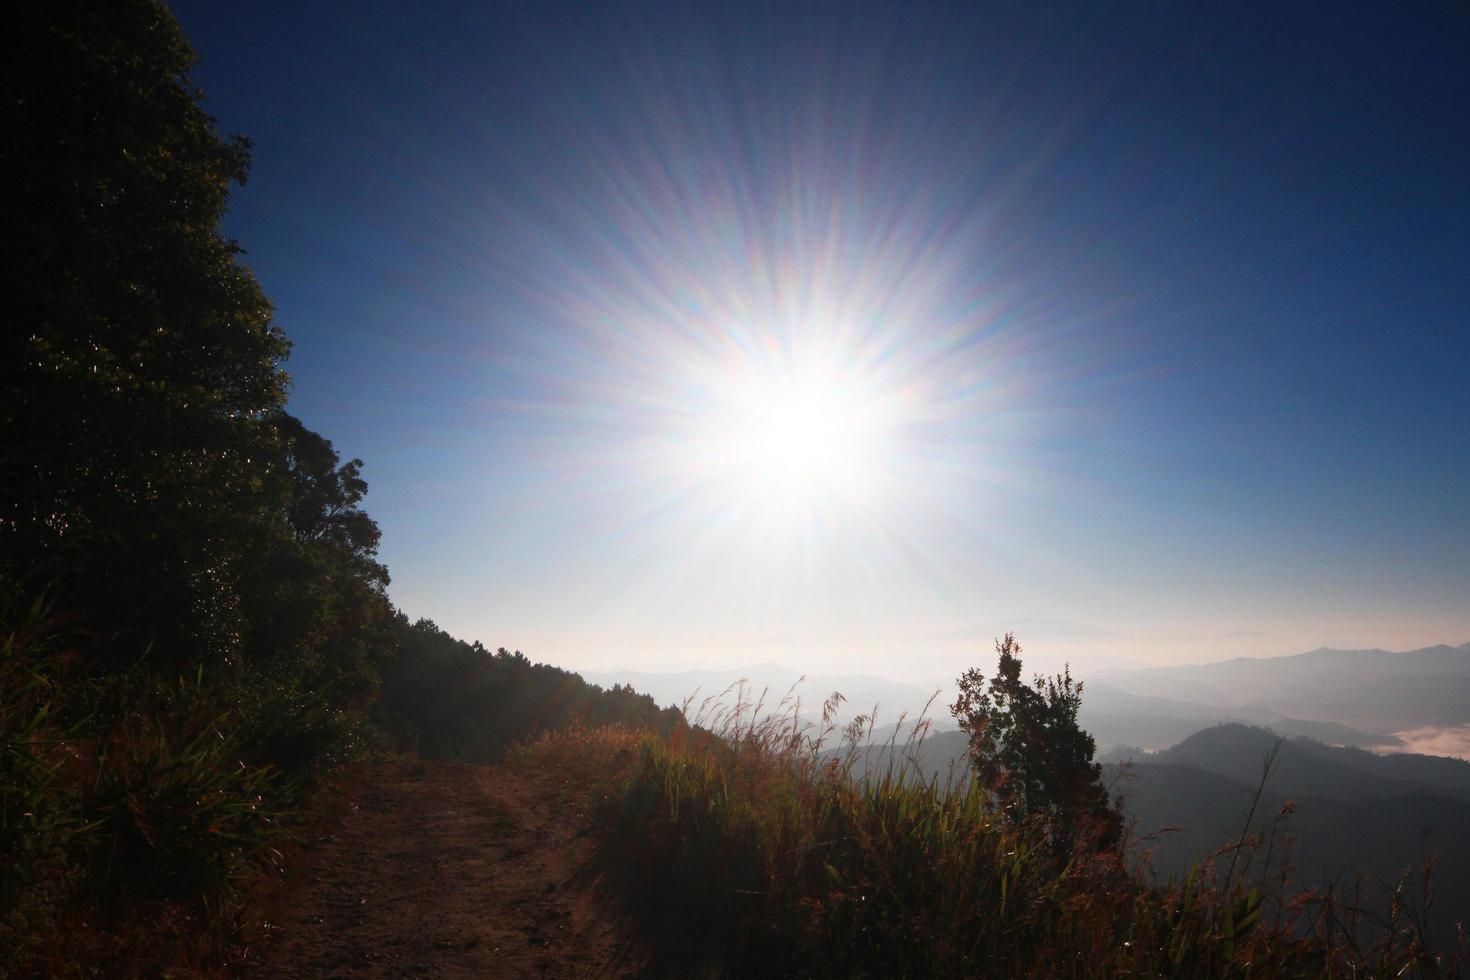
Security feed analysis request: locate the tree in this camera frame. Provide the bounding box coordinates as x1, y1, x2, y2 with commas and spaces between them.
0, 1, 396, 768
950, 633, 1120, 852
274, 413, 387, 585
0, 8, 398, 965
1, 1, 289, 668
233, 413, 395, 770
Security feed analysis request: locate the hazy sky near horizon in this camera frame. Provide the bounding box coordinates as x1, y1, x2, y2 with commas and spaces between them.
170, 1, 1469, 677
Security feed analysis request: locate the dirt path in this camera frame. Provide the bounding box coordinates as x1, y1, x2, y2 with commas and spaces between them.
244, 760, 643, 978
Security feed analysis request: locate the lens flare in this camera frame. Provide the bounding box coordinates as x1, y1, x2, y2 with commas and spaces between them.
436, 12, 1100, 619
702, 348, 895, 507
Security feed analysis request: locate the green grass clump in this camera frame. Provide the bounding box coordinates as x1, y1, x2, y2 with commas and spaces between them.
530, 689, 1464, 979
81, 670, 295, 910
0, 598, 88, 970
0, 598, 301, 977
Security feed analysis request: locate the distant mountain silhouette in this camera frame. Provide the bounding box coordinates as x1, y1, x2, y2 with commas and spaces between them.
838, 720, 1462, 796
1079, 683, 1401, 751
1290, 737, 1470, 798
1150, 723, 1470, 802
1097, 642, 1470, 731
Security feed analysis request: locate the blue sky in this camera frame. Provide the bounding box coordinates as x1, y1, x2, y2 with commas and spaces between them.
170, 1, 1469, 677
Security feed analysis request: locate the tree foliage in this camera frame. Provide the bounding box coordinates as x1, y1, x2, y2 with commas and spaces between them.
380, 617, 685, 763
2, 0, 292, 669
950, 633, 1121, 852
1, 5, 396, 966
0, 0, 397, 747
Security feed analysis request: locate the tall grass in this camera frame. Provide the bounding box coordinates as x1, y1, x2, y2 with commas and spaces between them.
0, 597, 300, 976
525, 687, 1465, 978
0, 596, 87, 969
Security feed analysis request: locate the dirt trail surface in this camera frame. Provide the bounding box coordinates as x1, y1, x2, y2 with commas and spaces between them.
245, 760, 643, 978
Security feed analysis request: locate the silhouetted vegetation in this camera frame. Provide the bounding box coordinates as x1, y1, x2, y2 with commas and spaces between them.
951, 632, 1121, 854
522, 660, 1464, 978
379, 616, 684, 763
1, 3, 396, 969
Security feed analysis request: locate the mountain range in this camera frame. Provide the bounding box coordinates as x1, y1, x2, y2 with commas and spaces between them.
1096, 642, 1470, 732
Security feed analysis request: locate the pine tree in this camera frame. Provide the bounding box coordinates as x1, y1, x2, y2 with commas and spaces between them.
950, 633, 1121, 852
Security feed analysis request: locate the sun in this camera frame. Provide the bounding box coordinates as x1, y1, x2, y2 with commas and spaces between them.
701, 353, 893, 507
729, 375, 868, 488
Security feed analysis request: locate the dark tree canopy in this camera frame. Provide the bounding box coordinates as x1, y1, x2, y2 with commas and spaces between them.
274, 413, 387, 584
0, 0, 395, 763
0, 6, 402, 961
2, 2, 293, 655
379, 617, 685, 763
950, 633, 1121, 852
2, 1, 292, 665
